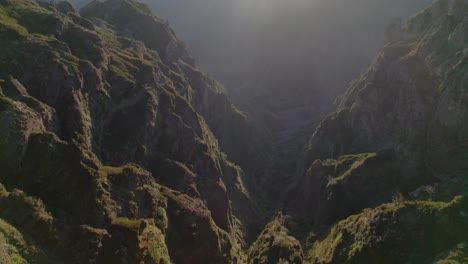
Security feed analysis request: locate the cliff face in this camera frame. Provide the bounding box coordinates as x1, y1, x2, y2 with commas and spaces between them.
0, 0, 467, 263
307, 0, 467, 168
288, 0, 467, 221
247, 213, 304, 264
136, 0, 433, 148
0, 0, 260, 262
286, 0, 468, 262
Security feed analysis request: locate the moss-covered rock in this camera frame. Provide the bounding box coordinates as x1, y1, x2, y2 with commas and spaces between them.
0, 0, 257, 261
0, 218, 47, 264
0, 96, 48, 179
80, 0, 193, 64
433, 242, 468, 264
304, 0, 467, 172
248, 213, 304, 264
163, 188, 242, 264
0, 184, 61, 263
98, 218, 170, 264
286, 1, 468, 262
307, 195, 467, 264
1, 0, 463, 262
288, 150, 401, 226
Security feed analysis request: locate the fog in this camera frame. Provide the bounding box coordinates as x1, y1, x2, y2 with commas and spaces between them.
71, 0, 433, 138
139, 0, 433, 138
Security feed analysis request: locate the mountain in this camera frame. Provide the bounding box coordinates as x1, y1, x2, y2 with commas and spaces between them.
66, 0, 438, 221
68, 0, 434, 152
284, 0, 468, 262
0, 0, 467, 263
138, 0, 434, 140
134, 1, 437, 210
0, 0, 265, 262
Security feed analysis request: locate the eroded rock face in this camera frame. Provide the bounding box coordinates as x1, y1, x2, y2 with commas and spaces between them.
247, 213, 304, 264
284, 1, 468, 263
80, 0, 194, 64
0, 0, 466, 262
307, 195, 468, 264
0, 0, 257, 262
289, 0, 467, 226
287, 151, 400, 225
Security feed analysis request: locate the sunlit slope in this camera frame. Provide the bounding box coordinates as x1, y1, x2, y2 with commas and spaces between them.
0, 0, 262, 262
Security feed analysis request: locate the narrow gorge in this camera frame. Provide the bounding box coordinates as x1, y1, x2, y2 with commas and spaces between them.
0, 0, 466, 263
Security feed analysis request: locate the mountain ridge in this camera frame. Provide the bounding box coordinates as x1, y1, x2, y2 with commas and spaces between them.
0, 0, 467, 263
0, 0, 263, 262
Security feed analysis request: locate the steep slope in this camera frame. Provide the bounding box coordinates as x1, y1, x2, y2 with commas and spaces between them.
137, 0, 433, 146
284, 0, 467, 262
0, 0, 261, 262
289, 0, 467, 223
0, 0, 466, 263
247, 213, 304, 264
308, 194, 468, 264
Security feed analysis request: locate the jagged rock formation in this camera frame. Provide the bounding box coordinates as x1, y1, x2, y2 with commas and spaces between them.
0, 0, 261, 262
308, 195, 468, 264
134, 0, 433, 150
285, 0, 468, 263
247, 213, 304, 264
290, 0, 467, 220
0, 0, 467, 263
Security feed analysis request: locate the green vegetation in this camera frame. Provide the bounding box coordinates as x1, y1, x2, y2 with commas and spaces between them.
0, 6, 28, 37
0, 218, 32, 264
16, 8, 59, 36
0, 182, 61, 263
0, 0, 244, 262
153, 207, 168, 233
139, 223, 171, 264
0, 6, 28, 39
0, 96, 14, 112
109, 218, 171, 264
98, 166, 125, 178
435, 243, 468, 264
247, 213, 304, 264
111, 217, 144, 232
0, 0, 464, 263
0, 0, 62, 39
307, 194, 467, 264
327, 152, 378, 183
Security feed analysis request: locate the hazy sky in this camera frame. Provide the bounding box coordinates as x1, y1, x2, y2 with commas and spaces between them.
145, 0, 433, 77
141, 0, 433, 139
65, 0, 435, 144
72, 0, 433, 121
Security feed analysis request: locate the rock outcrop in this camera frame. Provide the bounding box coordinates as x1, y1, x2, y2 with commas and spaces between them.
0, 0, 260, 262
289, 0, 467, 225
247, 213, 304, 264
308, 195, 468, 264
285, 0, 468, 262
0, 0, 466, 263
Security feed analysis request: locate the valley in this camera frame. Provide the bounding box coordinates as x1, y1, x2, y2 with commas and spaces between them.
0, 0, 466, 263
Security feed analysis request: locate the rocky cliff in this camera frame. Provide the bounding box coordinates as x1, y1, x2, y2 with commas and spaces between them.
286, 0, 468, 262
0, 0, 467, 263
0, 0, 262, 262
